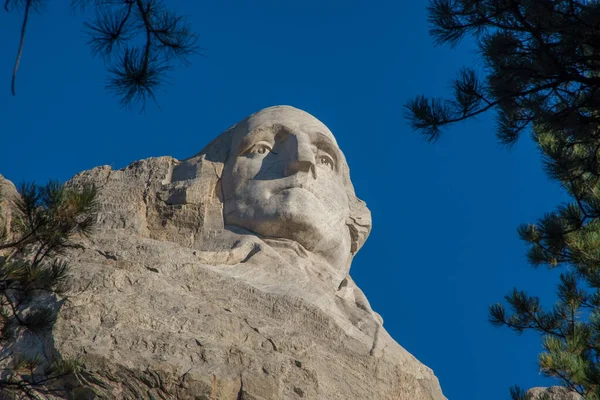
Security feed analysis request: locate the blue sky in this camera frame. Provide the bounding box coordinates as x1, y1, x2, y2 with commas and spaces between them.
0, 1, 571, 399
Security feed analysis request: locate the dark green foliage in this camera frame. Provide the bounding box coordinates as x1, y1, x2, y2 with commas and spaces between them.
4, 0, 199, 109
407, 0, 600, 398
405, 0, 600, 146
487, 125, 600, 398
0, 181, 97, 398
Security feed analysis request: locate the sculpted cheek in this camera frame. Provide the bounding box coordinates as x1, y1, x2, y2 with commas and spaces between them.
235, 158, 263, 181
229, 161, 252, 197
316, 181, 348, 210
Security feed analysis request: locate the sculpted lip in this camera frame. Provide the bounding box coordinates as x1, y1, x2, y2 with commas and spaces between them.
253, 179, 312, 198
270, 176, 310, 194
273, 185, 309, 196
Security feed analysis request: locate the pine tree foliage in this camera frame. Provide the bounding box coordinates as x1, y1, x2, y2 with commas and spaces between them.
486, 124, 600, 399
404, 0, 600, 145
406, 1, 600, 398
4, 0, 199, 109
0, 181, 97, 398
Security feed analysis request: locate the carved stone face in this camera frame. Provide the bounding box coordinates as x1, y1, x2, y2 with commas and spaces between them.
221, 106, 351, 252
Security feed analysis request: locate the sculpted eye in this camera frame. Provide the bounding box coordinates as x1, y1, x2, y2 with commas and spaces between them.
249, 143, 272, 155
318, 154, 335, 170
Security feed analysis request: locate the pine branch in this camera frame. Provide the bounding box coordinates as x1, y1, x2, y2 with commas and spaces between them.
407, 0, 600, 144
0, 181, 98, 396
11, 0, 32, 95
5, 0, 200, 109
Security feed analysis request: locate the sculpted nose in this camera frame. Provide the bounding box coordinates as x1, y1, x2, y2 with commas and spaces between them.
285, 134, 316, 178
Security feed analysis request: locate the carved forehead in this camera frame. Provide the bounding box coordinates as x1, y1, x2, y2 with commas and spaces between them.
232, 106, 339, 148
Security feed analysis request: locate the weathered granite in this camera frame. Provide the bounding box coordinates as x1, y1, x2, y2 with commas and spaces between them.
0, 174, 17, 240
527, 387, 582, 400
0, 106, 446, 399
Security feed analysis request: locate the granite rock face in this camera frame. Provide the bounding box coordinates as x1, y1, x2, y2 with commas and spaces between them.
1, 107, 446, 399
0, 174, 18, 240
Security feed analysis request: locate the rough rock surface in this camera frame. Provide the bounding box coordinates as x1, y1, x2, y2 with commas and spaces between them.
0, 174, 18, 240
527, 387, 582, 400
0, 107, 446, 399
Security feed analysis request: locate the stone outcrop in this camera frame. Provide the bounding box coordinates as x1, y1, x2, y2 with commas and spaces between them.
527, 387, 582, 400
0, 106, 446, 399
0, 174, 18, 241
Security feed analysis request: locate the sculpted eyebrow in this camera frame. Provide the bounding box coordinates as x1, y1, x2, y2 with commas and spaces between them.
312, 132, 339, 160
238, 128, 273, 155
